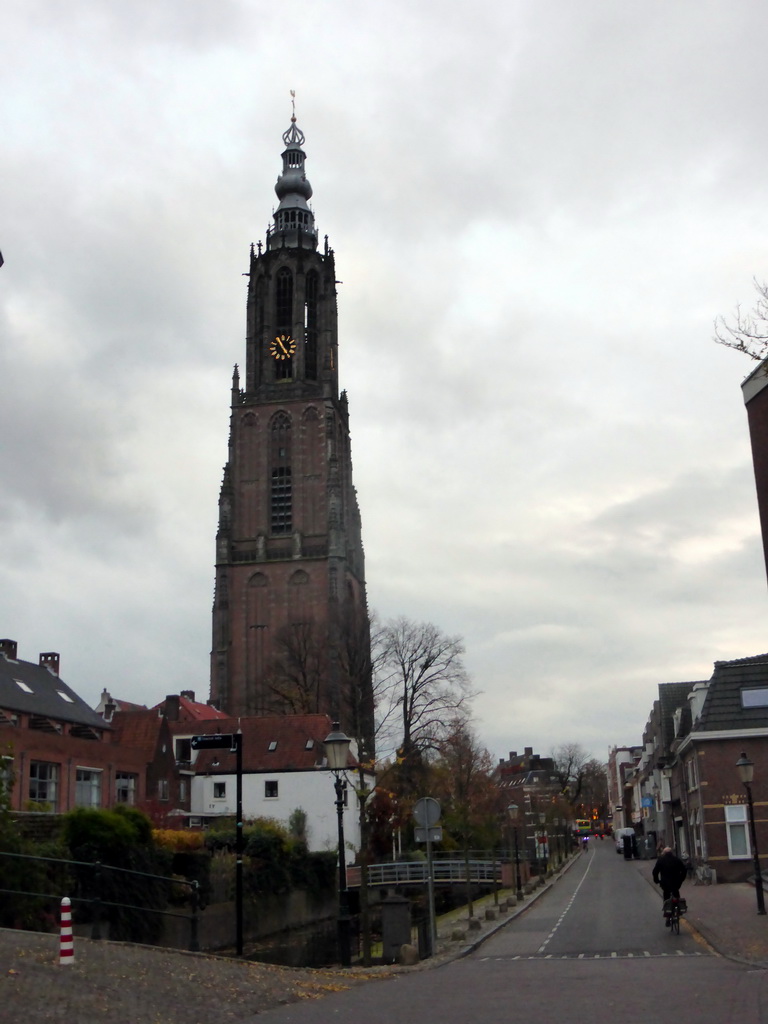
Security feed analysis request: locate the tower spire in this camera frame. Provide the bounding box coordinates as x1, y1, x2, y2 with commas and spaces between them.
270, 91, 317, 251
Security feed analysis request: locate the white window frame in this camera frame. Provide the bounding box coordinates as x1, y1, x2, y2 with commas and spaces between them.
685, 756, 698, 792
213, 781, 226, 800
29, 761, 58, 808
115, 772, 137, 805
75, 767, 102, 808
264, 780, 278, 799
725, 804, 751, 860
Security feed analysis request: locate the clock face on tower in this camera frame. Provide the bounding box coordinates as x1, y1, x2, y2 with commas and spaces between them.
269, 334, 297, 360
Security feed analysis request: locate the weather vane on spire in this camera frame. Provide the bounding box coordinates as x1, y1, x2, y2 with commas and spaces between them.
290, 89, 296, 123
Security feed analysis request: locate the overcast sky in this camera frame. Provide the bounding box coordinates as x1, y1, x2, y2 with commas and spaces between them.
3, 1, 768, 766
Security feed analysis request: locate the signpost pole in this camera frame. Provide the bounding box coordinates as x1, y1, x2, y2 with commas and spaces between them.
426, 830, 436, 955
413, 797, 441, 958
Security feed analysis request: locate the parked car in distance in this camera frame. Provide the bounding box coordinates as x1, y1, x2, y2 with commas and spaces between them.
614, 827, 635, 853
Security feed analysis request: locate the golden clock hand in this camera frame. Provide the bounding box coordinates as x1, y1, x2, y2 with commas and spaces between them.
278, 337, 288, 355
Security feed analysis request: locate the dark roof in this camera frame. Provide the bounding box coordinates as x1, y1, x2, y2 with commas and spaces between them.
0, 652, 108, 730
658, 681, 700, 752
182, 714, 341, 774
698, 655, 768, 732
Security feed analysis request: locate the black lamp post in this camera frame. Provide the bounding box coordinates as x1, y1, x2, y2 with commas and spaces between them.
507, 803, 523, 901
325, 723, 353, 965
736, 753, 766, 916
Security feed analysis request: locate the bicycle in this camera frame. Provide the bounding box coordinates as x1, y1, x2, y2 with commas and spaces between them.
663, 896, 687, 934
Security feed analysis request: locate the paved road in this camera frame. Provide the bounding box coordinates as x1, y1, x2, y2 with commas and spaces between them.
250, 842, 768, 1024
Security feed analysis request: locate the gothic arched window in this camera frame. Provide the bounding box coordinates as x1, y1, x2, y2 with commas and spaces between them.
304, 270, 318, 380
270, 412, 292, 534
275, 268, 294, 380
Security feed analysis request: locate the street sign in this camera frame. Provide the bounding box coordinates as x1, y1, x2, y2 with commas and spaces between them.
415, 826, 443, 843
413, 797, 441, 827
191, 734, 235, 750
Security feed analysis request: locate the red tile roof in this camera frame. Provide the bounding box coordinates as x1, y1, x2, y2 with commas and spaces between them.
177, 714, 353, 774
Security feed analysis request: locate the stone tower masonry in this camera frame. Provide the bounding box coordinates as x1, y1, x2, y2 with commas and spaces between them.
210, 110, 373, 754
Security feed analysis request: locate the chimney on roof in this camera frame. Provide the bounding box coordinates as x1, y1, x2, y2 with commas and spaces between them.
103, 701, 116, 722
508, 751, 517, 759
524, 747, 533, 757
0, 639, 18, 661
40, 652, 60, 676
180, 690, 195, 702
165, 695, 180, 721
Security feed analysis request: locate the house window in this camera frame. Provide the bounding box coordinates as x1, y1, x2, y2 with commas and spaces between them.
115, 773, 137, 805
265, 780, 278, 799
29, 761, 58, 808
175, 738, 192, 764
158, 778, 169, 801
685, 756, 698, 791
75, 768, 102, 808
213, 782, 226, 799
14, 679, 33, 693
268, 741, 278, 752
179, 779, 188, 803
725, 804, 751, 859
742, 687, 768, 708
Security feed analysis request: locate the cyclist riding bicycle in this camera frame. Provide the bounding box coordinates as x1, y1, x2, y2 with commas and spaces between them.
652, 846, 687, 925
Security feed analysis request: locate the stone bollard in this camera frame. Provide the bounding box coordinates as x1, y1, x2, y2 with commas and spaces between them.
467, 917, 482, 932
400, 943, 419, 966
485, 908, 497, 921
451, 928, 467, 942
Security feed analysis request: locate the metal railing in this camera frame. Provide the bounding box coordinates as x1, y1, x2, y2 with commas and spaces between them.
0, 850, 200, 951
355, 859, 500, 887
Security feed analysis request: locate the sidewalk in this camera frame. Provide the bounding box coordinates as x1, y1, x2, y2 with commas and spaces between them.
632, 858, 768, 966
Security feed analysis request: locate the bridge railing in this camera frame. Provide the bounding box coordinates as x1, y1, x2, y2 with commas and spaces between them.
348, 859, 500, 888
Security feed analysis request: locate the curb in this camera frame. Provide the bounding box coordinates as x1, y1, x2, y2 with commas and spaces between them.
449, 853, 584, 963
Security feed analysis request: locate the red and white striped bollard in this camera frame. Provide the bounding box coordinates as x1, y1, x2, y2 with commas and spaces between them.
59, 896, 74, 965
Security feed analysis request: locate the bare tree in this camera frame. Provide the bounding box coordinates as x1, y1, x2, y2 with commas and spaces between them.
714, 279, 768, 362
266, 621, 325, 715
377, 616, 475, 761
551, 743, 607, 814
336, 608, 385, 762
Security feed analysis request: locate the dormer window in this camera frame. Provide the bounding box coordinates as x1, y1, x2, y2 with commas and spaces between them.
268, 740, 278, 752
742, 687, 768, 708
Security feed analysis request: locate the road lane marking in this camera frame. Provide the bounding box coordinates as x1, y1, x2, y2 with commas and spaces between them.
536, 848, 596, 954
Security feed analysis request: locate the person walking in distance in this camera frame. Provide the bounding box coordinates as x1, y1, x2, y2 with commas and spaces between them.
652, 846, 687, 925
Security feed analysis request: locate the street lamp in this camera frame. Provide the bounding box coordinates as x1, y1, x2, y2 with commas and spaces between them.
736, 753, 766, 916
507, 803, 523, 901
325, 723, 353, 964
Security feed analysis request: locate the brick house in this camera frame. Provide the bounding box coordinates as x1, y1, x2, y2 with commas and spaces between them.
668, 654, 768, 882
0, 639, 146, 812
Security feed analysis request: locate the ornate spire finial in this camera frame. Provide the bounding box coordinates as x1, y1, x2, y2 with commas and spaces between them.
290, 89, 296, 123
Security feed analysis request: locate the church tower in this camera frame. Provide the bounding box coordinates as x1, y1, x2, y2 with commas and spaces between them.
210, 109, 373, 752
